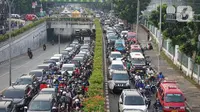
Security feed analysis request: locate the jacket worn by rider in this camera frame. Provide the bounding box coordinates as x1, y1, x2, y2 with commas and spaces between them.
40, 84, 47, 90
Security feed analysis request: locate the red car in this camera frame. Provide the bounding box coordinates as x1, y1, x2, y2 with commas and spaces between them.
127, 32, 137, 43
25, 14, 38, 21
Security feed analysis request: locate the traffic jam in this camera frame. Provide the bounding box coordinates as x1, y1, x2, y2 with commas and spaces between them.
0, 35, 94, 112
102, 16, 187, 112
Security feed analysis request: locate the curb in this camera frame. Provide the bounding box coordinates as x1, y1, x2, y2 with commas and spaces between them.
140, 24, 193, 112
102, 26, 110, 112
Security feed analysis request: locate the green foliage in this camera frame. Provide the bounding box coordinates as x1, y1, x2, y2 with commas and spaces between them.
0, 18, 47, 42
83, 19, 105, 112
114, 0, 151, 24
149, 4, 200, 63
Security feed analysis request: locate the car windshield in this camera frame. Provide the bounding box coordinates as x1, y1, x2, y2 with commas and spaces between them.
3, 89, 25, 98
165, 94, 184, 102
29, 101, 51, 111
115, 43, 124, 48
16, 78, 32, 85
37, 66, 48, 70
111, 64, 124, 70
111, 53, 122, 58
51, 59, 59, 62
29, 72, 42, 77
40, 91, 55, 95
131, 49, 142, 52
125, 96, 145, 105
131, 58, 145, 65
0, 109, 6, 112
112, 74, 129, 80
62, 67, 74, 71
73, 58, 83, 62
123, 110, 143, 112
127, 35, 136, 38
108, 35, 118, 39
122, 33, 127, 35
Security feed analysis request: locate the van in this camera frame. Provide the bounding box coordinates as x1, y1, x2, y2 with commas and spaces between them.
114, 39, 126, 53
129, 52, 146, 73
157, 80, 186, 112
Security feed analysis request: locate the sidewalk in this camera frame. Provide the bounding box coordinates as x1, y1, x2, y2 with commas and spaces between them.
138, 25, 200, 112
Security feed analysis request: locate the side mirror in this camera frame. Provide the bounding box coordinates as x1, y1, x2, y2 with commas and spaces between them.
24, 106, 28, 111
113, 58, 116, 60
161, 97, 164, 101
119, 100, 123, 104
0, 94, 3, 97
185, 98, 186, 101
145, 56, 150, 59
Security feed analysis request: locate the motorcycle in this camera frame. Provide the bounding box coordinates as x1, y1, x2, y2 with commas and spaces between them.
28, 51, 33, 59
43, 44, 46, 51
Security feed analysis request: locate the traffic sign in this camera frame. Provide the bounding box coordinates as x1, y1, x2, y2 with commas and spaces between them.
176, 6, 194, 22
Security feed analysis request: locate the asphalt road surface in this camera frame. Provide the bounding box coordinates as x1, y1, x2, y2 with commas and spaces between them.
0, 43, 68, 91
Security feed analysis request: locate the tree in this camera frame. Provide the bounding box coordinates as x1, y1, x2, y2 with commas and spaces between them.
113, 0, 150, 24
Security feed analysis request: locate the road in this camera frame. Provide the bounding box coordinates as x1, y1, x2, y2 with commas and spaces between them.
103, 25, 190, 112
0, 43, 68, 91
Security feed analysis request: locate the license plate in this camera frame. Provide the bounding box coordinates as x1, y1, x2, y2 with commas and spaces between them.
171, 110, 178, 112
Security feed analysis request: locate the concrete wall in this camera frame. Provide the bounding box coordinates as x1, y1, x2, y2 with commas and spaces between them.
0, 22, 47, 62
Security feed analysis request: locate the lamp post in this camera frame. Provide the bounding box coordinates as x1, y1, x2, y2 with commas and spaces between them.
197, 35, 200, 84
158, 0, 162, 73
6, 0, 14, 86
136, 0, 140, 40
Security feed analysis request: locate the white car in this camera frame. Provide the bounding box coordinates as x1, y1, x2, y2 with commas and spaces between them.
108, 51, 123, 63
108, 60, 126, 78
118, 89, 148, 112
50, 56, 62, 68
121, 31, 128, 38
61, 64, 75, 76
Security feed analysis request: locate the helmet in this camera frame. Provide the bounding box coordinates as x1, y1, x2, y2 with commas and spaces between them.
159, 72, 162, 75
62, 91, 66, 95
75, 99, 79, 103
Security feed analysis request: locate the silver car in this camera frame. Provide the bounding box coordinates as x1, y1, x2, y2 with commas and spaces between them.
109, 51, 123, 64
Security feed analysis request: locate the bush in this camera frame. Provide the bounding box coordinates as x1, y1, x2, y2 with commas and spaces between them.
0, 18, 47, 42
83, 19, 105, 112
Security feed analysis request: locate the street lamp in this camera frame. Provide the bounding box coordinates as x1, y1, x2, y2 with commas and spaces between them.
6, 0, 14, 86
136, 0, 140, 40
158, 0, 162, 73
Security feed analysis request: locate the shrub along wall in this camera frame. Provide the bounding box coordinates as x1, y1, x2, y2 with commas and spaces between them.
83, 19, 104, 111
0, 18, 47, 42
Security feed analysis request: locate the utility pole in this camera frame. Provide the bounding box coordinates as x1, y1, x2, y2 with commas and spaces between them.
158, 0, 162, 73
136, 0, 140, 40
6, 0, 14, 86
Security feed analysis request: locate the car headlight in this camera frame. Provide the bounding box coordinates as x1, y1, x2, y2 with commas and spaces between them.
143, 66, 146, 68
126, 82, 130, 86
164, 106, 170, 109
180, 106, 185, 109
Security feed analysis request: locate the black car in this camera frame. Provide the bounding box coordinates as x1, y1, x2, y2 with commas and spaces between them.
1, 85, 34, 111
0, 100, 15, 112
13, 74, 40, 95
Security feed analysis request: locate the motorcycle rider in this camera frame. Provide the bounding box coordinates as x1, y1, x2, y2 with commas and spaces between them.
65, 89, 72, 112
73, 99, 82, 110
43, 44, 46, 51
153, 98, 162, 111
27, 48, 33, 58
40, 81, 48, 90
126, 60, 131, 75
147, 30, 150, 41
59, 91, 68, 110
157, 72, 164, 81
137, 80, 145, 89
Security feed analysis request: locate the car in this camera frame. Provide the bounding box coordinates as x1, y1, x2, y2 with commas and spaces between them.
79, 50, 90, 57
53, 54, 64, 61
13, 74, 39, 94
71, 56, 84, 67
0, 100, 15, 112
114, 39, 126, 53
61, 64, 76, 76
72, 39, 79, 44
130, 44, 143, 53
80, 45, 90, 51
157, 80, 186, 112
43, 59, 57, 66
107, 33, 119, 46
29, 69, 46, 82
39, 88, 56, 100
120, 31, 128, 38
76, 53, 88, 61
118, 89, 148, 112
36, 63, 54, 73
108, 60, 126, 76
64, 47, 76, 56
127, 32, 137, 43
1, 85, 34, 111
108, 71, 130, 93
25, 94, 57, 112
83, 37, 91, 45
60, 51, 71, 62
108, 51, 123, 63
50, 57, 62, 68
